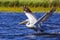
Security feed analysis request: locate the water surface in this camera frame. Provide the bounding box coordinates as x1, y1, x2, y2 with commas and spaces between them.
0, 12, 60, 40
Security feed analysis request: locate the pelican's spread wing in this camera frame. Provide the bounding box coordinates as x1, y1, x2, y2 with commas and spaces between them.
35, 8, 56, 24
19, 19, 28, 24
23, 6, 37, 24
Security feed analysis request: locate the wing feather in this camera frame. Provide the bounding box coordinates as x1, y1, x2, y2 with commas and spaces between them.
35, 7, 56, 24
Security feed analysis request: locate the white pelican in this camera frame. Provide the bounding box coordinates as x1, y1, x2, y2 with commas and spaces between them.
19, 6, 56, 32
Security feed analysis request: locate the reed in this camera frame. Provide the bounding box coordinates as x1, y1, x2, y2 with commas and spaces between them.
0, 0, 60, 12
0, 7, 60, 12
0, 0, 60, 7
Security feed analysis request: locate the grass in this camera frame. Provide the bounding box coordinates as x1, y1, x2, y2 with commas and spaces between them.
0, 0, 60, 7
0, 7, 60, 13
0, 7, 23, 12
0, 0, 60, 12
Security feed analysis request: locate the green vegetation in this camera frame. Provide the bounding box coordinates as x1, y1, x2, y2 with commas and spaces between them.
0, 0, 60, 12
0, 0, 60, 7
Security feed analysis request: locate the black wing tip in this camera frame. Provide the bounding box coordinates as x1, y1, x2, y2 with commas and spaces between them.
23, 5, 32, 13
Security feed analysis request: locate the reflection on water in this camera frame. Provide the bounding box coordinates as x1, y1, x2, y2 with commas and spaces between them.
0, 12, 60, 40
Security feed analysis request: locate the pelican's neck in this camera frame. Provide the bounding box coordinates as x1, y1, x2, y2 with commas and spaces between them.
24, 11, 37, 24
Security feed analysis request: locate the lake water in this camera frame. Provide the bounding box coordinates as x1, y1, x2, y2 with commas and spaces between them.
0, 12, 60, 40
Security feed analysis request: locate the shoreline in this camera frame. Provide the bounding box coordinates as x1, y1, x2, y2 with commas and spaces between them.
0, 7, 60, 13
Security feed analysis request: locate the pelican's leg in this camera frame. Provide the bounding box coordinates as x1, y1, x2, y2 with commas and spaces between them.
37, 22, 44, 32
32, 27, 38, 32
34, 22, 44, 32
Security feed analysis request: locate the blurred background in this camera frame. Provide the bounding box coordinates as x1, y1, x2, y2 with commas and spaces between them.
0, 0, 60, 12
0, 0, 60, 7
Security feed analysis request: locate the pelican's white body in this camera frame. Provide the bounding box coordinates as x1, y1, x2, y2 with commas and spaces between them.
24, 11, 37, 28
